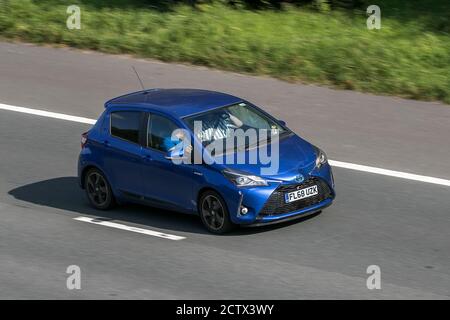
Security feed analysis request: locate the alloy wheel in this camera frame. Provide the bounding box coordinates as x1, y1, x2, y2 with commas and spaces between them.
86, 172, 109, 207
201, 195, 225, 231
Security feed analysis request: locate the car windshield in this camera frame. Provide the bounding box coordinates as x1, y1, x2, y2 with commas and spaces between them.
184, 102, 288, 154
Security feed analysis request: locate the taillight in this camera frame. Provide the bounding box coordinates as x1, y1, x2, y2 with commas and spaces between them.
81, 132, 88, 149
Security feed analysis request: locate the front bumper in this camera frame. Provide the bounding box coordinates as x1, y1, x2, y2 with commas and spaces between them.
247, 197, 333, 227
249, 197, 333, 226
228, 163, 335, 225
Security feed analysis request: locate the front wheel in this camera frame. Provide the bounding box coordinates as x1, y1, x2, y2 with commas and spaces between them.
199, 191, 234, 234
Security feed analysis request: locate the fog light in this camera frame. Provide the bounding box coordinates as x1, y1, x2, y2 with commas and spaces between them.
240, 207, 248, 215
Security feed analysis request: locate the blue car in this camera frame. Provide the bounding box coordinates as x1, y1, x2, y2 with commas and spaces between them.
78, 89, 335, 233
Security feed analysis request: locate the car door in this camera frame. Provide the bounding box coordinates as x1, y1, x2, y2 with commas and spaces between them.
141, 112, 195, 212
100, 109, 145, 198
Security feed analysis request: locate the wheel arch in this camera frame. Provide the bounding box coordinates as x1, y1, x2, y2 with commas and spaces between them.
196, 187, 229, 214
80, 165, 109, 190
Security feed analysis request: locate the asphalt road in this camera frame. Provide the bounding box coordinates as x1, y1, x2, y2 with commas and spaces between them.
0, 41, 449, 299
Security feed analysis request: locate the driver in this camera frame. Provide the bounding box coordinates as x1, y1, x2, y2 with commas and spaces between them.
162, 129, 192, 155
198, 110, 243, 143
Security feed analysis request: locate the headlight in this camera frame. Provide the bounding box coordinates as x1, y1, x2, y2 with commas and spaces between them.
314, 147, 328, 169
223, 169, 268, 187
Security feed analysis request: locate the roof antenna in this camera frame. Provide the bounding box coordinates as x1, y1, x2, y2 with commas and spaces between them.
132, 66, 145, 91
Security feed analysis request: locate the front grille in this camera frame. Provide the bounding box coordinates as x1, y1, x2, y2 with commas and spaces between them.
259, 177, 332, 216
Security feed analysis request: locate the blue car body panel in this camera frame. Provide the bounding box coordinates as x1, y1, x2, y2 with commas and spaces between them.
78, 89, 335, 226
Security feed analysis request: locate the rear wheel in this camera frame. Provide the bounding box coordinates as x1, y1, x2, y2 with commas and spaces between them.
199, 191, 234, 234
84, 168, 115, 210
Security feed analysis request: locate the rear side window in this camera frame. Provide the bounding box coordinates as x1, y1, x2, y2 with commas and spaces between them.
110, 111, 141, 144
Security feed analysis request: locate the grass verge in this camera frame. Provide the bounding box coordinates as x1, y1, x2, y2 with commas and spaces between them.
0, 0, 449, 103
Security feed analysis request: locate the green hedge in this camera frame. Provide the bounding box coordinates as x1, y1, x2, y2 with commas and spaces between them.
0, 0, 449, 103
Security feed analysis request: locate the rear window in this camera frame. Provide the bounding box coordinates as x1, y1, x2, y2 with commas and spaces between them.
110, 111, 141, 144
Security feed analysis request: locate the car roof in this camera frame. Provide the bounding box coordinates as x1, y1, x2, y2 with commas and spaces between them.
105, 88, 243, 118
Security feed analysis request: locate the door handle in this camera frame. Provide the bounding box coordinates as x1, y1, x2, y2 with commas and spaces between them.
193, 171, 203, 176
102, 140, 110, 147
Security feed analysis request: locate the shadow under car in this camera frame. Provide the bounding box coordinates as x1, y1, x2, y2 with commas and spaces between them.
8, 177, 320, 236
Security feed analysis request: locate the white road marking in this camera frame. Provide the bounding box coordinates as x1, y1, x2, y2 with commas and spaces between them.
0, 103, 96, 124
74, 216, 186, 240
329, 160, 450, 187
1, 102, 450, 187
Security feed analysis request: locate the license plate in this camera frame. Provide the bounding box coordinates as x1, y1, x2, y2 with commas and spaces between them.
284, 185, 318, 203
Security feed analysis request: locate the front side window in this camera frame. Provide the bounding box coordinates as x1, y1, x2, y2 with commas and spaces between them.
110, 111, 141, 144
147, 114, 183, 153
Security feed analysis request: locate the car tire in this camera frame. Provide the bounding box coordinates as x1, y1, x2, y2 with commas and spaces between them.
84, 168, 115, 210
199, 190, 234, 234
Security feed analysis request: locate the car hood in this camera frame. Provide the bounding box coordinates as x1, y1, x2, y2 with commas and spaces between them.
213, 133, 318, 182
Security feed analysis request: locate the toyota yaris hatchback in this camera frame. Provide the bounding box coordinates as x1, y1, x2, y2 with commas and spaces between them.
78, 89, 335, 233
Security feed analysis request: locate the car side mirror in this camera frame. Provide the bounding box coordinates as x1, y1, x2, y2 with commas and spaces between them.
278, 119, 286, 126
165, 148, 186, 160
